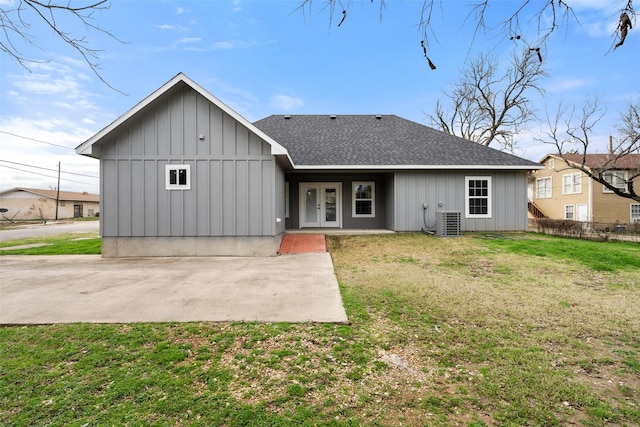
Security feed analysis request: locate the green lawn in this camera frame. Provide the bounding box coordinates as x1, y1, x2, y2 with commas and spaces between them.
0, 233, 101, 255
1, 233, 639, 426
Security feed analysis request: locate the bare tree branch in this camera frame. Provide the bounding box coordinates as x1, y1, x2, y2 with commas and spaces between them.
427, 49, 546, 152
295, 1, 633, 62
0, 0, 126, 94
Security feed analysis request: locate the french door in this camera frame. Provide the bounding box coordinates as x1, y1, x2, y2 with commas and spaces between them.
299, 183, 341, 228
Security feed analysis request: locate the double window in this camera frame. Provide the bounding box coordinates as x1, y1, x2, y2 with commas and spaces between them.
465, 176, 492, 218
536, 177, 552, 199
603, 171, 626, 193
353, 182, 375, 217
165, 165, 191, 190
562, 173, 582, 194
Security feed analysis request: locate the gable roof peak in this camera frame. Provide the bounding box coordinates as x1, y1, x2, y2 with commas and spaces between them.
75, 72, 291, 162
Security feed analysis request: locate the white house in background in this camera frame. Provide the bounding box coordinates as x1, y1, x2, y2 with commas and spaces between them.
0, 187, 99, 221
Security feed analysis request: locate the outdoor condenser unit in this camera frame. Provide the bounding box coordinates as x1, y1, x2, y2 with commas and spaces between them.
435, 211, 461, 237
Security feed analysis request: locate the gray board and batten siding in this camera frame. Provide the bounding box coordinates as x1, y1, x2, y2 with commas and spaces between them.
393, 170, 529, 232
282, 170, 529, 232
93, 82, 286, 256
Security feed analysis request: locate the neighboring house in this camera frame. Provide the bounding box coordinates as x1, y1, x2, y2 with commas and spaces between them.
76, 73, 542, 257
531, 153, 640, 226
0, 187, 99, 221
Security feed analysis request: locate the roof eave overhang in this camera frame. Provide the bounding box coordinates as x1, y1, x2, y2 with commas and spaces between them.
291, 164, 543, 171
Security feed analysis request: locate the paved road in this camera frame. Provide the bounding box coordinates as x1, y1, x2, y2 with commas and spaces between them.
0, 221, 99, 241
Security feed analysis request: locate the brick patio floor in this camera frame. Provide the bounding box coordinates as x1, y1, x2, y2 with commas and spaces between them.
279, 234, 326, 254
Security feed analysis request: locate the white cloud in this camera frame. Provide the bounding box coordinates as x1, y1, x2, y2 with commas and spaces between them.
0, 59, 108, 193
569, 0, 622, 11
154, 24, 188, 32
12, 73, 79, 95
212, 39, 275, 50
176, 37, 202, 44
548, 77, 594, 92
0, 117, 99, 193
270, 95, 304, 111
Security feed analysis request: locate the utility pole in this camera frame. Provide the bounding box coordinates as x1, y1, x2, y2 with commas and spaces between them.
55, 162, 61, 220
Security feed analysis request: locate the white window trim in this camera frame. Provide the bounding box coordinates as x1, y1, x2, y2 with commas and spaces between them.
548, 158, 555, 169
165, 164, 191, 190
465, 176, 492, 219
603, 171, 627, 193
562, 172, 582, 195
631, 204, 640, 223
536, 177, 552, 199
352, 182, 375, 218
564, 204, 575, 220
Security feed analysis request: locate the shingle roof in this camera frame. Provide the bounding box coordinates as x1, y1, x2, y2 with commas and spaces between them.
559, 153, 640, 170
0, 187, 99, 202
253, 115, 541, 169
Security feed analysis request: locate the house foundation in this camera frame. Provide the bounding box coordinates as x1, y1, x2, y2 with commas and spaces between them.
101, 235, 284, 257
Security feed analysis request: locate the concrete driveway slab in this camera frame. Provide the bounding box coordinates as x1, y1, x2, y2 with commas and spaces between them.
0, 254, 348, 324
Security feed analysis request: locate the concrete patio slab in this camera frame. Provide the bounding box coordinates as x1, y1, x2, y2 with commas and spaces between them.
0, 254, 348, 325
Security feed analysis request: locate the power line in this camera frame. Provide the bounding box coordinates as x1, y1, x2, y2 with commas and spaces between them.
0, 159, 99, 178
0, 164, 97, 187
0, 130, 76, 150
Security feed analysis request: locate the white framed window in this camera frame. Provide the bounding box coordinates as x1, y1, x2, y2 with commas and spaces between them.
165, 164, 191, 190
465, 176, 492, 218
564, 204, 575, 220
548, 158, 555, 169
285, 182, 290, 218
631, 204, 640, 223
536, 177, 552, 199
562, 173, 582, 194
603, 171, 627, 193
353, 182, 375, 217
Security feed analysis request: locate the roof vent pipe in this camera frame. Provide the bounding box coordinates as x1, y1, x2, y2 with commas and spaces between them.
330, 115, 337, 120
375, 115, 382, 120
284, 115, 291, 120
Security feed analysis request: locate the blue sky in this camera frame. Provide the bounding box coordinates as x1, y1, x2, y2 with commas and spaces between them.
1, 0, 637, 193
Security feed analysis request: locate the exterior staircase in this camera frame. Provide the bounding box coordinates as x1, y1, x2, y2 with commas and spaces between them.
528, 200, 548, 219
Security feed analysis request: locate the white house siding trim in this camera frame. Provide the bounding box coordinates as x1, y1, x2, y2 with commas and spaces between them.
393, 170, 528, 232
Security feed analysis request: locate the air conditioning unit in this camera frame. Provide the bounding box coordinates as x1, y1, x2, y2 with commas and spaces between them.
436, 211, 461, 237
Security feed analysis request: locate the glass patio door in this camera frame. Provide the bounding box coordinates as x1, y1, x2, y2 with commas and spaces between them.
299, 183, 341, 228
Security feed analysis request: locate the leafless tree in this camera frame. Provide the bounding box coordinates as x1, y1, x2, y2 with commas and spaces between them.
0, 0, 124, 93
427, 49, 546, 152
540, 98, 640, 202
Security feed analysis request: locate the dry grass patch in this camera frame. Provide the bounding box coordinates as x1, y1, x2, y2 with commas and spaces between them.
328, 233, 640, 425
